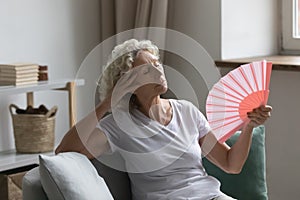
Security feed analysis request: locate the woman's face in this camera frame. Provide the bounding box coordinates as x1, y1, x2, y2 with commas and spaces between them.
131, 50, 168, 97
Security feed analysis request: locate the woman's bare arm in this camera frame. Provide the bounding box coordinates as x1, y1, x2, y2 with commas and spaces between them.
77, 128, 110, 159
55, 95, 111, 159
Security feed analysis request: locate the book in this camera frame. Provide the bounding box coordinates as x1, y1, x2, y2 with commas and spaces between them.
0, 80, 38, 86
0, 63, 39, 71
0, 72, 38, 78
0, 68, 39, 74
0, 76, 38, 82
38, 65, 48, 81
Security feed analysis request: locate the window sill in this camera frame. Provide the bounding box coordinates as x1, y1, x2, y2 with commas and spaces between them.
215, 55, 300, 72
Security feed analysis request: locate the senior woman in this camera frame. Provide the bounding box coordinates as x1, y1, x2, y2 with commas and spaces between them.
55, 39, 272, 200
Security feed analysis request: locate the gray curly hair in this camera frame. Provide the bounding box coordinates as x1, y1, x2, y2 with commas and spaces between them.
97, 39, 160, 102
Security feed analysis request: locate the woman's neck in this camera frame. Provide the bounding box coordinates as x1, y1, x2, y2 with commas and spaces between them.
136, 95, 172, 126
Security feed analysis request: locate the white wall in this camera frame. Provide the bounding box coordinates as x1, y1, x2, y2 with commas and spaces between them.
266, 70, 300, 199
168, 0, 300, 199
0, 0, 100, 151
167, 0, 221, 60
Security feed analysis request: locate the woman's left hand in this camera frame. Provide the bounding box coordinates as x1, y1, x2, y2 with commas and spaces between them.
246, 105, 272, 128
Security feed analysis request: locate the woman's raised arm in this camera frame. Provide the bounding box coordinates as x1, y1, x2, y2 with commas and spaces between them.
55, 95, 112, 159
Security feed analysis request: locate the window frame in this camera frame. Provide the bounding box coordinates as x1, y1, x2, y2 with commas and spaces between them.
281, 0, 300, 51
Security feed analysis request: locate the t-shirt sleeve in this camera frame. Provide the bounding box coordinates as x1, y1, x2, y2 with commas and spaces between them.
196, 111, 212, 139
183, 100, 211, 139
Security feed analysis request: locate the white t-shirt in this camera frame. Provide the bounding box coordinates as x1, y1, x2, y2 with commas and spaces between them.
98, 99, 224, 200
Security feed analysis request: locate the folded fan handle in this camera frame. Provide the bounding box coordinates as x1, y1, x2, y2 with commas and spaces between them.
9, 104, 20, 116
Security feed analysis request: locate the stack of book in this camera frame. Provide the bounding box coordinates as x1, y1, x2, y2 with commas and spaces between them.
0, 63, 39, 86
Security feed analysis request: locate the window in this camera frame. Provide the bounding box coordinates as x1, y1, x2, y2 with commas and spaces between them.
282, 0, 300, 51
297, 0, 300, 37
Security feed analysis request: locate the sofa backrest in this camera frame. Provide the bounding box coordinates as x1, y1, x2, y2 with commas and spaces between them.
91, 158, 132, 200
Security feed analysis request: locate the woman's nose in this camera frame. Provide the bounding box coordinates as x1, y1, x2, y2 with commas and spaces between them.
152, 60, 160, 67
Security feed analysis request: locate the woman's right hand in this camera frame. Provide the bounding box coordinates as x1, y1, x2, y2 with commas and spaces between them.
110, 64, 164, 107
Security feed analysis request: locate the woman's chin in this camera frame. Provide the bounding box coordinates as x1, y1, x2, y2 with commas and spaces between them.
157, 85, 168, 94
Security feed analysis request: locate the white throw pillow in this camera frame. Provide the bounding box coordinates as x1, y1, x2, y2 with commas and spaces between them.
39, 152, 114, 200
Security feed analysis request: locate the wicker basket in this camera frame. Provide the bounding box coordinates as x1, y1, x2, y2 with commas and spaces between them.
9, 104, 58, 153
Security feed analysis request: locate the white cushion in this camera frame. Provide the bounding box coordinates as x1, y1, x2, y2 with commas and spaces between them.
39, 152, 114, 200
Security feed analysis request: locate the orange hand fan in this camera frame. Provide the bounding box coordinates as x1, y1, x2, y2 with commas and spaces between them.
206, 60, 272, 143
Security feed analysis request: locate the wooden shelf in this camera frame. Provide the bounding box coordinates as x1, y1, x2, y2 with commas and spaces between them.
215, 55, 300, 71
0, 149, 53, 172
0, 79, 84, 96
